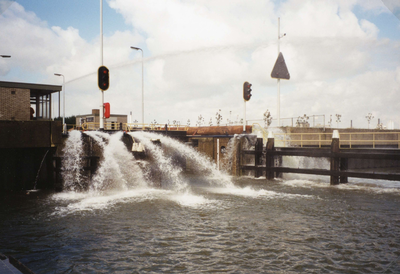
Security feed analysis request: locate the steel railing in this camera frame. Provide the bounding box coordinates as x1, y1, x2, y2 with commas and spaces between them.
80, 122, 189, 132
272, 132, 400, 148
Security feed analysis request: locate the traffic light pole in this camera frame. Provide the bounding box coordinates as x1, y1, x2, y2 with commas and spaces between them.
243, 100, 246, 133
100, 0, 104, 130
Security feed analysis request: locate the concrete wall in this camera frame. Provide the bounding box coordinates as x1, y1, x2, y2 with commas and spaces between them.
0, 121, 63, 191
0, 120, 62, 148
0, 87, 30, 121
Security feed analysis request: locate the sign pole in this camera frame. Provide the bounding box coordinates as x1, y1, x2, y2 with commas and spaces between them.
277, 17, 281, 127
243, 100, 246, 133
271, 17, 289, 128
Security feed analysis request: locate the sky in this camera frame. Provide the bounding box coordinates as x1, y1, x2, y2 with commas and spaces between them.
1, 0, 400, 129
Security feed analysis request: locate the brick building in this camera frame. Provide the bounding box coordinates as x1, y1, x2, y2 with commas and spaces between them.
75, 109, 128, 130
0, 81, 63, 191
0, 81, 62, 121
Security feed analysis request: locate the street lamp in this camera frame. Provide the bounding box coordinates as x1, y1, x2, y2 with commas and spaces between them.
54, 73, 66, 133
130, 46, 144, 125
1, 55, 11, 58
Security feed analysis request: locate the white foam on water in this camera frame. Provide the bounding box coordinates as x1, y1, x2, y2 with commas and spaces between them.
51, 188, 165, 216
206, 185, 314, 199
336, 181, 400, 194
167, 192, 214, 208
282, 178, 400, 195
51, 187, 216, 215
281, 179, 331, 189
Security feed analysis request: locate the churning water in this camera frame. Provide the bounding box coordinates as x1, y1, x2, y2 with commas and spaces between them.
1, 131, 400, 273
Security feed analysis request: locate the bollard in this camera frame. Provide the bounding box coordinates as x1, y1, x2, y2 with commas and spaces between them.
266, 132, 275, 180
330, 130, 340, 185
340, 158, 348, 183
255, 137, 263, 178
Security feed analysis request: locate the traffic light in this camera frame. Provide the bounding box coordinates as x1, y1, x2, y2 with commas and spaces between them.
243, 81, 252, 101
98, 66, 109, 91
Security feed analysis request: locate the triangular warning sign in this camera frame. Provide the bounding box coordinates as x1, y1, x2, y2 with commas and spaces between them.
271, 52, 290, 80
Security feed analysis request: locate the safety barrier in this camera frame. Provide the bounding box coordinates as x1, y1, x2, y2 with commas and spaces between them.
80, 122, 189, 132
273, 132, 400, 148
251, 124, 400, 149
81, 122, 121, 131
124, 123, 189, 131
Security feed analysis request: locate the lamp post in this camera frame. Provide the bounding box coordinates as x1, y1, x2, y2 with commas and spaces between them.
1, 55, 11, 58
54, 73, 66, 133
130, 46, 144, 125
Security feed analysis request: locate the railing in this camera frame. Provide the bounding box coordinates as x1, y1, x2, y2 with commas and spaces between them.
124, 123, 189, 131
80, 122, 189, 132
273, 132, 400, 148
81, 122, 121, 130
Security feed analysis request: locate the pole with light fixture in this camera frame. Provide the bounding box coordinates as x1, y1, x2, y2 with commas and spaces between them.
130, 46, 144, 125
1, 55, 11, 58
99, 0, 105, 130
54, 73, 66, 133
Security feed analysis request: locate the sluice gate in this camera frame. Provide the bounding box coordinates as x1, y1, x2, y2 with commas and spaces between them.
241, 133, 400, 184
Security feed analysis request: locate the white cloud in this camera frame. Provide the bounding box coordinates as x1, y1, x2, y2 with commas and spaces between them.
0, 0, 399, 129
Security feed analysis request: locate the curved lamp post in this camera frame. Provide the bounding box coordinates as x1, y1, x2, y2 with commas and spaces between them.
130, 46, 144, 125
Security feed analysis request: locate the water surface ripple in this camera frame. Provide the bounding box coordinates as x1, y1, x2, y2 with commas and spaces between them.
1, 177, 399, 273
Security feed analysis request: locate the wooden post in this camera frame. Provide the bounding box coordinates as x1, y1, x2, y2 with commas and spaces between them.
340, 158, 348, 183
239, 137, 244, 176
330, 130, 340, 185
266, 137, 275, 180
255, 137, 263, 178
231, 137, 240, 176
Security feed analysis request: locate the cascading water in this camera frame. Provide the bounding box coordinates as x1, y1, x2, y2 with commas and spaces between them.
130, 132, 189, 193
133, 131, 234, 188
61, 130, 86, 191
85, 131, 148, 194
58, 129, 244, 213
221, 135, 240, 174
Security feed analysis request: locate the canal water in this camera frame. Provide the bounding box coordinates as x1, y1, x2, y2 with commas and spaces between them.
1, 131, 399, 273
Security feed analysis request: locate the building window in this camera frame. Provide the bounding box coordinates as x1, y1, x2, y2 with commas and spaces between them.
11, 90, 16, 95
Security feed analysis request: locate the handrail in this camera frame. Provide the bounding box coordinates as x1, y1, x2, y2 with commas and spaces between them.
124, 123, 189, 131
81, 122, 121, 130
273, 132, 400, 148
80, 122, 189, 131
251, 123, 269, 142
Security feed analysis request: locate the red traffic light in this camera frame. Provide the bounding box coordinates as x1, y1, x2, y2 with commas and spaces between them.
98, 66, 109, 91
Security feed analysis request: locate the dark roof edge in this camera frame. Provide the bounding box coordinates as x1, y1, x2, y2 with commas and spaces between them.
0, 81, 62, 91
